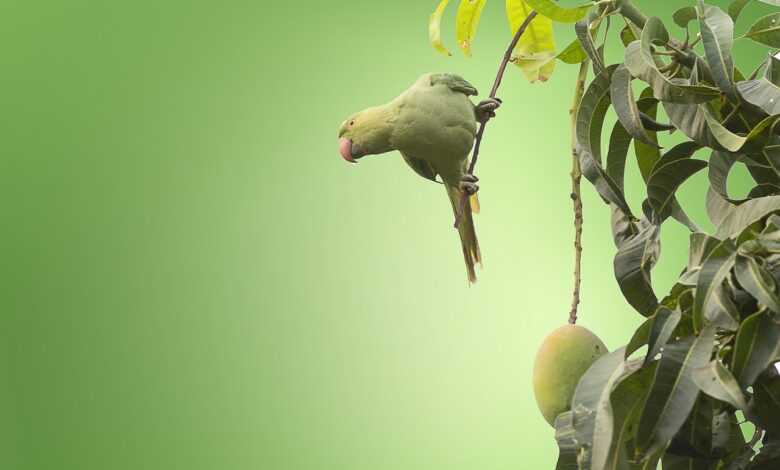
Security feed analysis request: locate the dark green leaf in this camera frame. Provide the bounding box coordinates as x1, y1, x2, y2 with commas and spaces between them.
709, 150, 746, 203
557, 38, 587, 64
674, 6, 699, 28
607, 121, 633, 191
636, 326, 716, 456
743, 12, 780, 47
751, 374, 780, 434
620, 25, 637, 47
731, 311, 780, 387
707, 186, 735, 227
635, 94, 662, 182
736, 77, 780, 116
571, 349, 641, 470
627, 318, 653, 359
750, 439, 780, 470
647, 158, 708, 223
716, 195, 780, 238
734, 252, 780, 312
645, 307, 682, 365
693, 239, 740, 330
698, 1, 736, 99
611, 64, 657, 147
614, 219, 660, 316
728, 0, 753, 22
576, 13, 605, 74
693, 360, 749, 409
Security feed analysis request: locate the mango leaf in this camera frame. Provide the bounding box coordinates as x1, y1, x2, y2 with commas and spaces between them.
715, 195, 780, 238
647, 158, 708, 224
693, 360, 749, 409
742, 12, 780, 47
736, 77, 780, 116
577, 65, 634, 216
455, 0, 487, 57
728, 0, 752, 22
693, 239, 740, 330
571, 349, 641, 470
611, 65, 657, 147
554, 411, 578, 470
674, 6, 698, 28
626, 317, 653, 359
635, 94, 662, 181
666, 396, 715, 462
607, 121, 633, 191
734, 252, 780, 312
576, 13, 605, 74
707, 187, 735, 227
731, 311, 780, 388
751, 375, 780, 434
614, 219, 660, 317
557, 38, 587, 64
524, 0, 592, 23
604, 363, 658, 470
709, 150, 746, 203
624, 19, 720, 104
620, 25, 638, 47
645, 307, 682, 366
698, 1, 737, 99
750, 439, 780, 470
507, 0, 557, 82
429, 0, 452, 56
636, 326, 716, 456
680, 232, 723, 286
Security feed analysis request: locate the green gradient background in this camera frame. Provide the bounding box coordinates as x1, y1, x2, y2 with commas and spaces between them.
0, 1, 773, 469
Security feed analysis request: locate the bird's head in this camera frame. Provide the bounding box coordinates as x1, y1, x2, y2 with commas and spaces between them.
338, 106, 393, 163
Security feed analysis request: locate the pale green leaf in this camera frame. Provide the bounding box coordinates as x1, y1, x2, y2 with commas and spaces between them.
524, 0, 592, 23
743, 12, 780, 47
507, 0, 556, 82
429, 0, 452, 56
693, 360, 749, 409
455, 0, 487, 57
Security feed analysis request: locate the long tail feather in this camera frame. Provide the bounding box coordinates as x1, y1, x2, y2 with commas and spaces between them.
447, 185, 482, 283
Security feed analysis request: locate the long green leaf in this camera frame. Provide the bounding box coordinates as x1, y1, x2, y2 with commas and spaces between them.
715, 195, 780, 238
743, 12, 780, 47
693, 239, 740, 331
557, 38, 587, 64
611, 64, 656, 146
455, 0, 487, 57
731, 311, 780, 388
647, 158, 708, 224
626, 318, 653, 359
645, 307, 682, 366
577, 65, 634, 216
524, 0, 592, 23
692, 360, 749, 409
728, 0, 753, 22
614, 220, 660, 317
752, 375, 780, 434
698, 1, 736, 99
575, 12, 605, 74
734, 252, 780, 312
607, 120, 633, 191
429, 0, 452, 56
571, 349, 641, 470
674, 6, 698, 28
636, 326, 716, 456
736, 77, 780, 115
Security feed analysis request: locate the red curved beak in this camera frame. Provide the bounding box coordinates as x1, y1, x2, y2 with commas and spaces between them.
339, 138, 356, 163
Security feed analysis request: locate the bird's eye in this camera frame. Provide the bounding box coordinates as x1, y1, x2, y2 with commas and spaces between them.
349, 120, 355, 126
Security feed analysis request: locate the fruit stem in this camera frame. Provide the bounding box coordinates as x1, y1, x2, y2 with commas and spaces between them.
568, 60, 589, 325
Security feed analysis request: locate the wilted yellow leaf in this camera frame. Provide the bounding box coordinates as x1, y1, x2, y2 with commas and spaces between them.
456, 0, 488, 57
429, 0, 452, 56
506, 0, 557, 82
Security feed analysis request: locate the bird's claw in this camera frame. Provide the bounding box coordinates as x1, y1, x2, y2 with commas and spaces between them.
459, 175, 479, 195
476, 98, 502, 123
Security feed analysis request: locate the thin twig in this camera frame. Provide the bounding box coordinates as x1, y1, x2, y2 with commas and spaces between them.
466, 11, 538, 175
569, 61, 590, 325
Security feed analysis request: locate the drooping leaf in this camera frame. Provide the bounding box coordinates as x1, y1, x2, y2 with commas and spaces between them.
557, 38, 587, 64
554, 411, 579, 470
507, 0, 557, 82
607, 121, 633, 191
734, 252, 780, 312
455, 0, 487, 57
611, 64, 657, 147
715, 195, 780, 238
693, 239, 740, 330
620, 25, 638, 47
645, 307, 682, 366
429, 0, 452, 56
751, 374, 780, 434
635, 94, 662, 182
728, 0, 752, 22
674, 6, 699, 28
571, 349, 641, 470
577, 65, 634, 216
707, 187, 735, 227
636, 326, 716, 456
731, 311, 780, 388
742, 12, 780, 48
647, 158, 708, 224
624, 20, 720, 104
576, 13, 605, 74
693, 360, 749, 409
698, 1, 737, 99
524, 0, 592, 23
709, 150, 747, 204
626, 317, 653, 359
614, 219, 661, 316
736, 76, 780, 116
666, 396, 715, 462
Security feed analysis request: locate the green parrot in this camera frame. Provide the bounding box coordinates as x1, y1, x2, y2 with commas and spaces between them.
338, 73, 500, 283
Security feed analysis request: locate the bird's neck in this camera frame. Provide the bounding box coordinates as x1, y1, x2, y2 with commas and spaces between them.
360, 104, 396, 155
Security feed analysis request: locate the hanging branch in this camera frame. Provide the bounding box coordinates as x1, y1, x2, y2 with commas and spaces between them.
466, 10, 538, 176
568, 60, 589, 325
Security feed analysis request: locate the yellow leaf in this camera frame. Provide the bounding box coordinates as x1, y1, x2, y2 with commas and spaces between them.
456, 0, 488, 57
506, 0, 557, 82
429, 0, 452, 56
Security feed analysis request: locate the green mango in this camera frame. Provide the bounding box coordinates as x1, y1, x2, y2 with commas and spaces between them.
532, 324, 608, 426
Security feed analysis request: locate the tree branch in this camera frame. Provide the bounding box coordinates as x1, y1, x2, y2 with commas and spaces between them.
569, 60, 590, 325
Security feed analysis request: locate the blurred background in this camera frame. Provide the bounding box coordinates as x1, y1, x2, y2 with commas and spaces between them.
0, 1, 773, 469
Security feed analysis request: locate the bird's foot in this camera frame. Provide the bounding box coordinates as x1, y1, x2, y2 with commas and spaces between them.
459, 174, 479, 195
476, 98, 502, 123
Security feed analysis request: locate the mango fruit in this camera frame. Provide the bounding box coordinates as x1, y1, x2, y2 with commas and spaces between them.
532, 324, 607, 426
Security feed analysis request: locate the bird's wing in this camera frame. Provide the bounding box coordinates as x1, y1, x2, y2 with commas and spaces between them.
430, 73, 478, 97
401, 152, 440, 183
